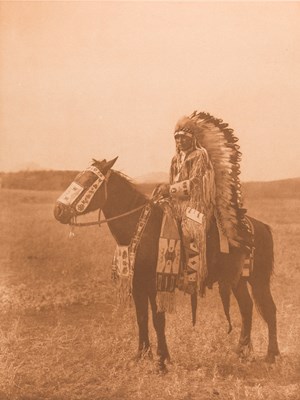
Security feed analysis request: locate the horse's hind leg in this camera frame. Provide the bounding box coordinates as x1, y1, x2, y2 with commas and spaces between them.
132, 288, 152, 360
251, 282, 280, 363
149, 294, 170, 371
232, 278, 254, 358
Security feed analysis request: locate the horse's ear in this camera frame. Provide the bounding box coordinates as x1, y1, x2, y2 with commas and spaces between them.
103, 157, 118, 173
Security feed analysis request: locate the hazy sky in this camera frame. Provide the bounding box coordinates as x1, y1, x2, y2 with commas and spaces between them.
1, 1, 299, 181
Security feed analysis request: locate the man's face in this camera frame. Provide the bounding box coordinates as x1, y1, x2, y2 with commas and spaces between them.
175, 134, 193, 152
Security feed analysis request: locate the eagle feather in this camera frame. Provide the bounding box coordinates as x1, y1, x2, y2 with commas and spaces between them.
190, 111, 244, 247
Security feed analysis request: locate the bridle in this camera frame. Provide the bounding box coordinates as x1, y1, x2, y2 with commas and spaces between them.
57, 164, 149, 233
58, 163, 166, 286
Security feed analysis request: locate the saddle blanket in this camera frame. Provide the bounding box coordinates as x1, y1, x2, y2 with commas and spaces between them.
111, 211, 255, 310
156, 212, 181, 312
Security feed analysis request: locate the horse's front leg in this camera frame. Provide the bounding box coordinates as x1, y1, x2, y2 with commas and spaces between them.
149, 293, 170, 372
132, 286, 153, 360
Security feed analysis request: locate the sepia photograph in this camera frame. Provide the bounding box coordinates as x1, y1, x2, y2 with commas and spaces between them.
0, 1, 299, 399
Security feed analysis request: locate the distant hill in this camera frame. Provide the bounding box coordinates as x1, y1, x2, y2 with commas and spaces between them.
135, 171, 168, 184
0, 170, 78, 191
139, 178, 300, 198
0, 170, 299, 199
243, 177, 300, 199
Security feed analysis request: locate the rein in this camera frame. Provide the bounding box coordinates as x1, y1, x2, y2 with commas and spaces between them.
69, 203, 147, 228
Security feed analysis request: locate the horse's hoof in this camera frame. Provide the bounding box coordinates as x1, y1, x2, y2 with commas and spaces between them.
157, 363, 168, 374
265, 347, 280, 363
265, 353, 278, 364
165, 356, 172, 365
235, 342, 253, 359
131, 348, 153, 365
265, 354, 275, 364
141, 348, 153, 360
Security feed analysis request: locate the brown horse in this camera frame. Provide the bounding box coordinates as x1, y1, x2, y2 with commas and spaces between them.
53, 158, 280, 370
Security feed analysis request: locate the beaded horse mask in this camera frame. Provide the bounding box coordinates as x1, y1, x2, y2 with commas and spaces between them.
54, 158, 118, 224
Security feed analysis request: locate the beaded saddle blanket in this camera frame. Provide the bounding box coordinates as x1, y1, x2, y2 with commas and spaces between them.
111, 206, 254, 311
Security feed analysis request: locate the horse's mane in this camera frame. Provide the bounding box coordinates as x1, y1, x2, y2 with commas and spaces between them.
91, 159, 147, 200
112, 170, 148, 200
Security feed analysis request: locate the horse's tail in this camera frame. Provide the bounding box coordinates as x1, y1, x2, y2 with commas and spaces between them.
262, 223, 275, 277
250, 218, 275, 318
191, 292, 197, 326
253, 219, 275, 282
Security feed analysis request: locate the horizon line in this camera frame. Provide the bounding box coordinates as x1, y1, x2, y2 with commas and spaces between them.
0, 169, 299, 185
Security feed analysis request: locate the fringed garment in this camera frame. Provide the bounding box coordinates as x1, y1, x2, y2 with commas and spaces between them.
170, 111, 254, 301
169, 147, 216, 295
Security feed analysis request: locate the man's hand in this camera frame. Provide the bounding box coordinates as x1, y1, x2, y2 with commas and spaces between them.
155, 184, 170, 197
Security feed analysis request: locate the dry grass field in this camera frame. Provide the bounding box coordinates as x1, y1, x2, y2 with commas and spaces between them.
0, 188, 299, 400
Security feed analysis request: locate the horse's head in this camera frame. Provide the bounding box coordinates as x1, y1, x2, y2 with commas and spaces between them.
54, 157, 118, 224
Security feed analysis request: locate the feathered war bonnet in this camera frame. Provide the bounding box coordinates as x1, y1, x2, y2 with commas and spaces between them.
173, 115, 204, 152
174, 116, 200, 137
174, 111, 245, 248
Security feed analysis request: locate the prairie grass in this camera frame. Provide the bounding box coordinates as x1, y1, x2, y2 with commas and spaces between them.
0, 189, 299, 399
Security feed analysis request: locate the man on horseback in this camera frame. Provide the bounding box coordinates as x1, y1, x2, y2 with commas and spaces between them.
158, 112, 252, 296
158, 115, 218, 295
